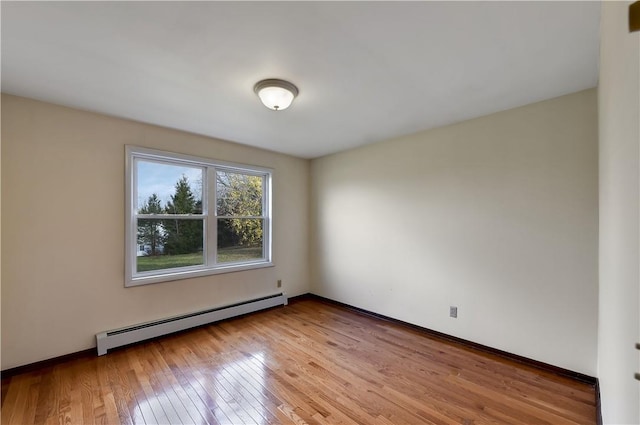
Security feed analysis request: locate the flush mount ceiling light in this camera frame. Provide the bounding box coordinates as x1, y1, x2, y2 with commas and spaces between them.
254, 79, 299, 111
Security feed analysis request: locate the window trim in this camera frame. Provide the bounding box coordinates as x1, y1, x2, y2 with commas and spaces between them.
125, 146, 273, 287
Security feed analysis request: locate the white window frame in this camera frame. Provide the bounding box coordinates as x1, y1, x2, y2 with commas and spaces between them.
125, 146, 273, 287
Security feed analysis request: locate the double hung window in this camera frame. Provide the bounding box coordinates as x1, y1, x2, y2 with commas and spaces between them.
126, 146, 272, 286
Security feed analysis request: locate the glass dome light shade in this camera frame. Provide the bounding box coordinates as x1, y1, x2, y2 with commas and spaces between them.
254, 79, 299, 111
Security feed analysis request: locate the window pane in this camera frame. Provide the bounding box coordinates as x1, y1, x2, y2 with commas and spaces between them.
137, 160, 203, 214
136, 218, 204, 272
127, 147, 273, 286
216, 171, 263, 216
217, 218, 263, 263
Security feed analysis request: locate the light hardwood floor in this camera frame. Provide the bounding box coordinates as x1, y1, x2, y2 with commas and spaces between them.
1, 297, 596, 424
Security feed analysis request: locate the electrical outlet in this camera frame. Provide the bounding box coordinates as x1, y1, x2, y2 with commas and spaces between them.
449, 306, 458, 318
277, 279, 282, 288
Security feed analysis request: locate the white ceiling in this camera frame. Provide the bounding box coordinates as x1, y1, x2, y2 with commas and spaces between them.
1, 1, 601, 159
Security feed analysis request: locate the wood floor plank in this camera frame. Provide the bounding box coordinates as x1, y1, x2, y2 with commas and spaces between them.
1, 298, 597, 425
97, 356, 134, 425
247, 314, 471, 424
1, 373, 35, 425
223, 358, 299, 425
78, 362, 100, 425
162, 348, 227, 425
32, 369, 55, 425
127, 348, 181, 424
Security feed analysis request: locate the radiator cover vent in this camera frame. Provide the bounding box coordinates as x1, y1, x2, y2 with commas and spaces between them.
96, 293, 287, 355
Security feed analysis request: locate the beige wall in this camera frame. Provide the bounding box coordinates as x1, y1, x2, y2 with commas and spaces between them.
0, 86, 604, 379
1, 97, 3, 371
311, 89, 599, 375
1, 94, 310, 369
597, 1, 640, 423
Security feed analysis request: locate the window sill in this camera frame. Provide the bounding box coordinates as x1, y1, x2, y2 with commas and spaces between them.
126, 261, 274, 287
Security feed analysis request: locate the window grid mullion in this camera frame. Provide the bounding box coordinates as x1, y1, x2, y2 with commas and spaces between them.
215, 216, 265, 220
208, 165, 218, 266
136, 214, 206, 219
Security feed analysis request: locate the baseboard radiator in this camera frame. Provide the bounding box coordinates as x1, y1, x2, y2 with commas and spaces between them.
96, 293, 287, 356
